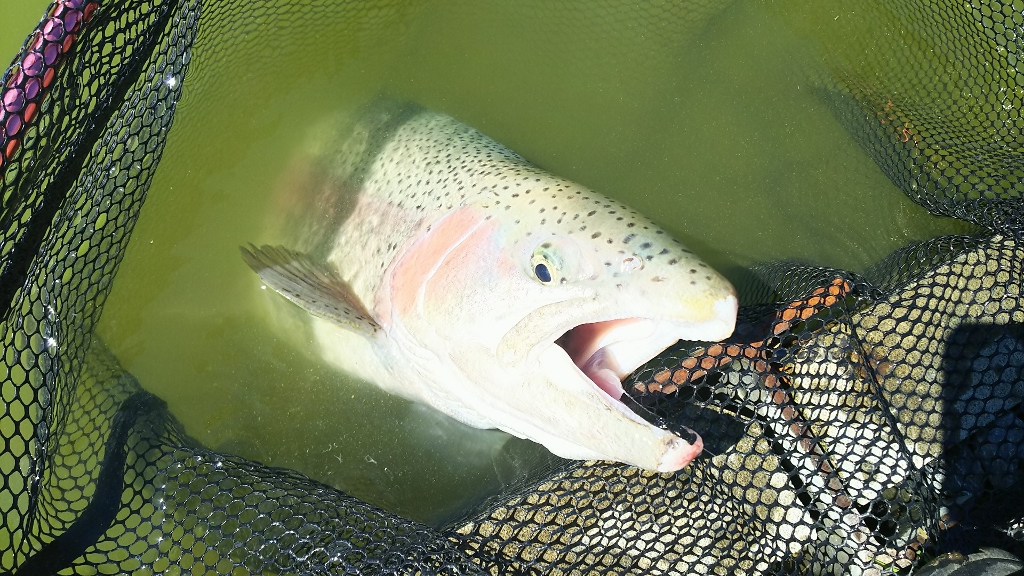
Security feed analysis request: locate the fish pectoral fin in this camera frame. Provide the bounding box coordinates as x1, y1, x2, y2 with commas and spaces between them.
240, 244, 381, 335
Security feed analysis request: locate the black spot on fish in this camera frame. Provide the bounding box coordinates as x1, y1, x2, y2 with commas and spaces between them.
640, 242, 651, 250
591, 232, 601, 239
623, 234, 635, 244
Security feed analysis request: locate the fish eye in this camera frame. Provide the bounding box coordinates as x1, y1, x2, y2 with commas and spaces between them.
530, 247, 561, 285
534, 262, 553, 283
525, 236, 590, 285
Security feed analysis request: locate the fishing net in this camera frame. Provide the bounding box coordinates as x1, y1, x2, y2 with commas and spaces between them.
0, 0, 1022, 574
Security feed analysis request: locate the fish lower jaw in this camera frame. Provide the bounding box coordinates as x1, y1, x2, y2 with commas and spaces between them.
536, 423, 704, 473
657, 434, 704, 472
576, 360, 625, 400
545, 314, 736, 470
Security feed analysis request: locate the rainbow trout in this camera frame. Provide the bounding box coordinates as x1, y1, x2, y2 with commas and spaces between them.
242, 102, 737, 472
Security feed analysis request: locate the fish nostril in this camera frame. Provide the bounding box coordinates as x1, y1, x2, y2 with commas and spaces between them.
621, 255, 643, 274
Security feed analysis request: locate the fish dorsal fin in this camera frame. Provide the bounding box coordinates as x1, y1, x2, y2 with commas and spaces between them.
240, 244, 381, 335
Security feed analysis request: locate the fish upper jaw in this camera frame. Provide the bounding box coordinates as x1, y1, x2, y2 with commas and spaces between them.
499, 289, 738, 371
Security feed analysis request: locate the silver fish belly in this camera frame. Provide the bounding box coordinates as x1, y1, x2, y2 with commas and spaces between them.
243, 101, 737, 472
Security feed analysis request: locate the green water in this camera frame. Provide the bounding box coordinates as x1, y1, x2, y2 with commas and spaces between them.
2, 1, 965, 525
0, 2, 48, 56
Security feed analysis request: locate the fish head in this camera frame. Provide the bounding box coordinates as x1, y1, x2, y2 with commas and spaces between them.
502, 223, 739, 364
387, 178, 737, 472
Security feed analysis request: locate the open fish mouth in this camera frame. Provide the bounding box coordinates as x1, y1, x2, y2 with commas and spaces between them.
495, 293, 737, 470
556, 319, 683, 400
553, 296, 738, 403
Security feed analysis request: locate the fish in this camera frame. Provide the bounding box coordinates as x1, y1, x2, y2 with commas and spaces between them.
241, 101, 737, 472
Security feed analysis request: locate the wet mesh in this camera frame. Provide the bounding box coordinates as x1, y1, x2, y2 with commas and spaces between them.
1, 0, 1022, 574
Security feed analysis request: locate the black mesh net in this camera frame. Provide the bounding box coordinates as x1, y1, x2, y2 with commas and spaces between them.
1, 0, 1022, 574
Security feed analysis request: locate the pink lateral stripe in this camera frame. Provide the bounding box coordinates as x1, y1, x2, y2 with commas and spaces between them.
389, 207, 492, 321
0, 0, 100, 170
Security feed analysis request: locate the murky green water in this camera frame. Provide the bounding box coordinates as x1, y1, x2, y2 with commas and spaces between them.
2, 1, 965, 525
0, 2, 48, 56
